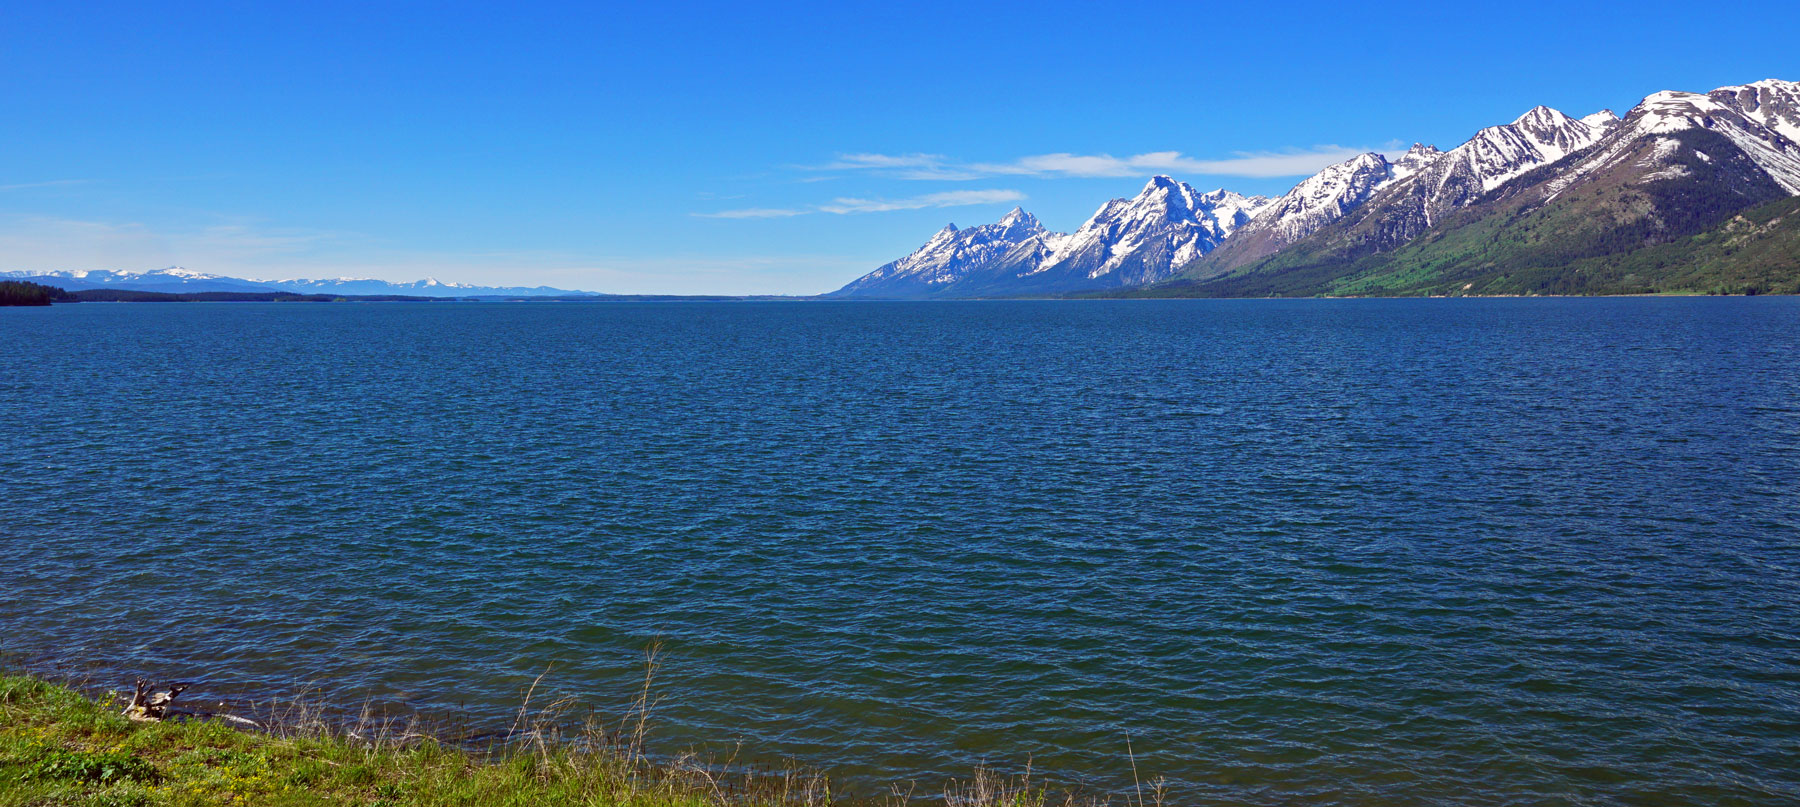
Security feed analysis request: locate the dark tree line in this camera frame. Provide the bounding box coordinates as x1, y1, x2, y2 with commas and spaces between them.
0, 280, 77, 306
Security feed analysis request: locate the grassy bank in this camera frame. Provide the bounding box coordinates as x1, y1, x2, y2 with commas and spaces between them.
0, 674, 1071, 807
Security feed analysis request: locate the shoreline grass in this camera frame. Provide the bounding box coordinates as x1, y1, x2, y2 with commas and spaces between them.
0, 672, 1110, 807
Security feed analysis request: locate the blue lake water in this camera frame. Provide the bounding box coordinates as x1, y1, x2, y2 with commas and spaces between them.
4, 299, 1799, 805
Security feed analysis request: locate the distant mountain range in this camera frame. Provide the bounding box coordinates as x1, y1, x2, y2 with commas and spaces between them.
829, 180, 1270, 298
0, 268, 601, 298
16, 79, 1798, 301
835, 78, 1800, 298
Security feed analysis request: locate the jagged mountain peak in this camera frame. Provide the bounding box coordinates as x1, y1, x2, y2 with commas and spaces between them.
1196, 188, 1271, 226
920, 223, 962, 248
839, 77, 1800, 298
997, 206, 1035, 227
1196, 107, 1613, 276
835, 175, 1272, 296
1548, 79, 1800, 196
1196, 151, 1405, 266
1411, 103, 1614, 199
1497, 108, 1614, 162
1394, 144, 1444, 177
1706, 78, 1800, 145
1104, 177, 1270, 231
979, 207, 1047, 238
1129, 175, 1198, 212
1184, 77, 1800, 298
1581, 109, 1622, 128
1511, 105, 1576, 127
1302, 153, 1391, 188
830, 205, 1060, 297
1021, 177, 1272, 285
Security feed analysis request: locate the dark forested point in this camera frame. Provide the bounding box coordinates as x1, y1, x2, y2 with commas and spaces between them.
0, 280, 77, 306
66, 289, 444, 303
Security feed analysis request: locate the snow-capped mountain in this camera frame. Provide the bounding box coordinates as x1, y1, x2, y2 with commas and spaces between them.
1580, 109, 1622, 129
1014, 178, 1269, 288
2, 268, 599, 297
1707, 79, 1800, 149
1197, 103, 1620, 275
1173, 78, 1800, 298
1367, 105, 1618, 234
828, 207, 1052, 297
1544, 79, 1800, 197
1391, 142, 1447, 177
836, 178, 1269, 297
1257, 148, 1441, 245
1198, 147, 1443, 270
267, 276, 593, 297
0, 268, 286, 293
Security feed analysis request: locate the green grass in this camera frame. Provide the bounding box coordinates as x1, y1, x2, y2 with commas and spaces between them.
0, 674, 1095, 807
1127, 128, 1800, 299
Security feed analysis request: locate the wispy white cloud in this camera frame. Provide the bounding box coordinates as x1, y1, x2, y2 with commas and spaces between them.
805, 146, 1384, 180
975, 148, 1379, 178
691, 207, 811, 219
0, 179, 91, 192
818, 189, 1026, 214
810, 153, 987, 181
818, 153, 947, 170
701, 143, 1389, 220
694, 189, 1025, 219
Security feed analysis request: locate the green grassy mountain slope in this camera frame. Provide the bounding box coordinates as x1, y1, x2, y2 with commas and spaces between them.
1147, 127, 1797, 297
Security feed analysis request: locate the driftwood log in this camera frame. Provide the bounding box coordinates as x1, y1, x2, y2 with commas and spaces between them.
123, 679, 188, 722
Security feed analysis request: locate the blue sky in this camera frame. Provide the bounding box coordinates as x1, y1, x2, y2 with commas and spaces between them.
3, 0, 1797, 294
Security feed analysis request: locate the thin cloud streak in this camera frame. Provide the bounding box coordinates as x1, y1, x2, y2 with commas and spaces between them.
974, 148, 1378, 178
813, 154, 989, 181
696, 189, 1025, 218
819, 189, 1025, 214
691, 207, 811, 219
808, 146, 1385, 180
0, 179, 91, 192
815, 153, 946, 170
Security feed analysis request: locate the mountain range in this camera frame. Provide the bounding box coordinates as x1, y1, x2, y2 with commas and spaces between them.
829, 180, 1270, 298
0, 268, 600, 298
835, 78, 1800, 298
16, 80, 1798, 301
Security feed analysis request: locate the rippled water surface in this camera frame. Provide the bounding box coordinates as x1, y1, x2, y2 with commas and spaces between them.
5, 299, 1800, 804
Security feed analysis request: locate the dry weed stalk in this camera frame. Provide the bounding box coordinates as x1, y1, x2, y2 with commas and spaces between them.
8, 651, 1160, 807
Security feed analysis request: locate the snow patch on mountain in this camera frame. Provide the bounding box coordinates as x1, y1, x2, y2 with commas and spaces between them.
1233, 152, 1414, 245
2, 267, 599, 297
831, 206, 1054, 295
835, 179, 1270, 295
1457, 105, 1613, 192
1715, 79, 1800, 145
1025, 176, 1270, 285
1391, 143, 1445, 180
1549, 80, 1800, 196
1581, 109, 1623, 129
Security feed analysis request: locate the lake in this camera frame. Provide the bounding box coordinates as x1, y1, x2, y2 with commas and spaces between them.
4, 299, 1798, 805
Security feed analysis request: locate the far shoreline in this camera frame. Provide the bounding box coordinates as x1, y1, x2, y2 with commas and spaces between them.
15, 290, 1793, 306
